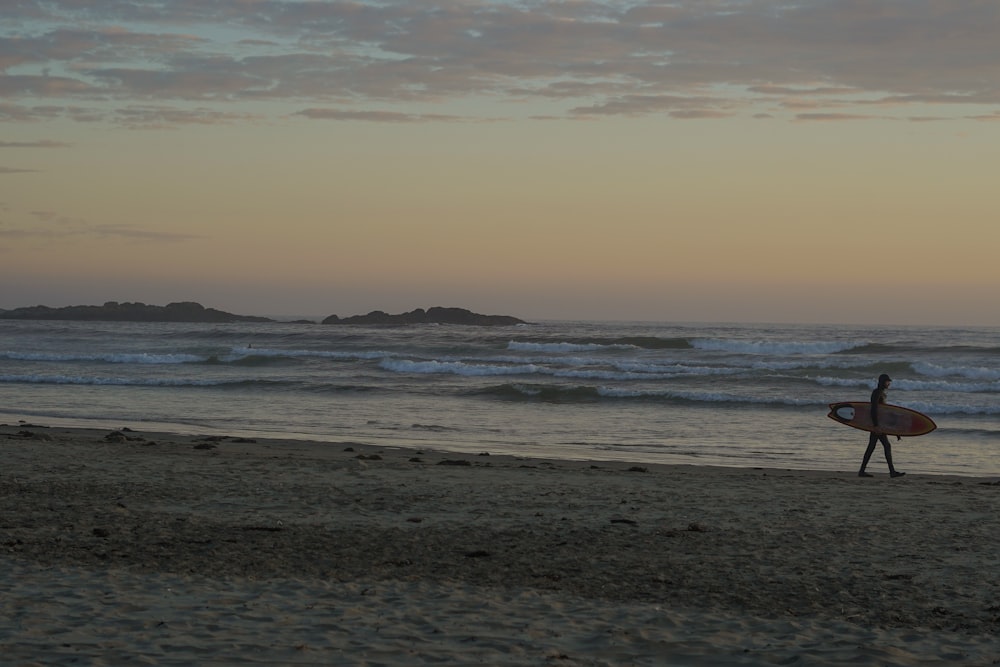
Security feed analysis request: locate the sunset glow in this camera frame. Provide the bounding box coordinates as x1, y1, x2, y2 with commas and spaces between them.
3, 1, 999, 324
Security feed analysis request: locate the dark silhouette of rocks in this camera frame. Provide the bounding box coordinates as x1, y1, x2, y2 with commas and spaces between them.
322, 307, 525, 326
0, 301, 273, 323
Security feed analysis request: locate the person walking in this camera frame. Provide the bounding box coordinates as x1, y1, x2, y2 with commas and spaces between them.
858, 373, 906, 478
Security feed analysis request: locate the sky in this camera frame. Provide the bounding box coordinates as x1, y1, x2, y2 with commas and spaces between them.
2, 0, 999, 326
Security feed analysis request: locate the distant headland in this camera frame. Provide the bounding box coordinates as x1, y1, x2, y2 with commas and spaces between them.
0, 302, 527, 326
0, 301, 272, 323
322, 307, 524, 327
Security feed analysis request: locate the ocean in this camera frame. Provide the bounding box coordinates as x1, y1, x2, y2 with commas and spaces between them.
2, 318, 998, 477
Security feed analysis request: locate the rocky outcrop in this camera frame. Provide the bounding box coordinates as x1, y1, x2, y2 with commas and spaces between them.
322, 307, 525, 326
0, 302, 525, 326
0, 301, 273, 323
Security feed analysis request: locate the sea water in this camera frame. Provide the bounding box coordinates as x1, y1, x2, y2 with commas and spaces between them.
2, 318, 998, 477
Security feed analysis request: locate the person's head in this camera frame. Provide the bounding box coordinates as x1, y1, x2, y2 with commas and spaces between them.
878, 373, 892, 389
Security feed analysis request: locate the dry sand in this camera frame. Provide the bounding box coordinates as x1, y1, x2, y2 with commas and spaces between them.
1, 422, 999, 666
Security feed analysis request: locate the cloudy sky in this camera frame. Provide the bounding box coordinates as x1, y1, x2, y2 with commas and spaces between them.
2, 1, 999, 324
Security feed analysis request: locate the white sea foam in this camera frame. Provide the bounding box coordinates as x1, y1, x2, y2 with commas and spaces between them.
893, 378, 1000, 393
2, 351, 203, 364
380, 357, 743, 382
506, 341, 634, 353
227, 347, 388, 361
813, 376, 872, 389
691, 338, 864, 355
0, 374, 223, 387
380, 359, 542, 376
913, 361, 1000, 381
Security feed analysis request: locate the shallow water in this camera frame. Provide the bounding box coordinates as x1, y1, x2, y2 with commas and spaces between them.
2, 318, 999, 476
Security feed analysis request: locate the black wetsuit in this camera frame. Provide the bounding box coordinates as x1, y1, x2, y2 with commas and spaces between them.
870, 386, 887, 431
859, 385, 898, 474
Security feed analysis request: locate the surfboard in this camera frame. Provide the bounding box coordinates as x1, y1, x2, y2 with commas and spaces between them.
827, 402, 937, 437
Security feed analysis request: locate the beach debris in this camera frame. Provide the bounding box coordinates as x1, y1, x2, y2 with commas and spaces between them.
409, 457, 423, 463
610, 518, 638, 526
464, 549, 491, 558
92, 528, 110, 538
15, 429, 54, 441
439, 459, 472, 466
232, 437, 257, 443
105, 430, 144, 443
687, 522, 708, 532
356, 453, 382, 461
628, 466, 648, 473
192, 435, 226, 449
406, 517, 423, 523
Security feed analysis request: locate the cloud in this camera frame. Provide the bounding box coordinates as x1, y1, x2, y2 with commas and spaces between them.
794, 113, 880, 122
570, 94, 737, 118
89, 224, 205, 241
2, 1, 999, 125
296, 108, 473, 123
0, 140, 70, 148
0, 167, 39, 174
111, 105, 261, 129
0, 209, 204, 242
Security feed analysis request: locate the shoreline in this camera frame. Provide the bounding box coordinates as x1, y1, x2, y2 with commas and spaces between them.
3, 422, 999, 665
4, 418, 999, 482
4, 413, 996, 480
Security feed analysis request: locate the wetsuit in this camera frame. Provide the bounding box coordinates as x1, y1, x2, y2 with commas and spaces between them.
870, 386, 886, 431
859, 385, 900, 476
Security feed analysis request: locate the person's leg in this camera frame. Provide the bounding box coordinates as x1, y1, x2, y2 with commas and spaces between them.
859, 433, 877, 476
881, 435, 905, 477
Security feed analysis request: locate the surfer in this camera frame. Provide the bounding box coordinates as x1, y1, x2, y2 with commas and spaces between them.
858, 373, 905, 478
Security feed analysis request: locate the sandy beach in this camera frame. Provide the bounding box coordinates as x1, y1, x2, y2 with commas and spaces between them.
2, 423, 999, 666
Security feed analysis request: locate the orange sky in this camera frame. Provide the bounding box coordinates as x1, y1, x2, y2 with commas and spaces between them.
3, 2, 1000, 325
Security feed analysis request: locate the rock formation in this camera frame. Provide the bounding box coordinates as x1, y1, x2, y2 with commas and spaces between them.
322, 307, 525, 326
0, 301, 273, 323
